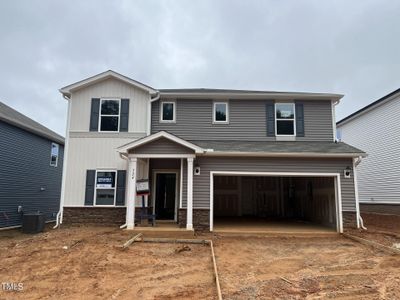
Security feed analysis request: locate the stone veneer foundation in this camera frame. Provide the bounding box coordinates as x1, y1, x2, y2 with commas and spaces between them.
342, 211, 358, 229
178, 209, 210, 231
63, 207, 127, 226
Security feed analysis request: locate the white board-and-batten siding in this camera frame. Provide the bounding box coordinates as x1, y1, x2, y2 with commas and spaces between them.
64, 78, 150, 206
338, 94, 400, 205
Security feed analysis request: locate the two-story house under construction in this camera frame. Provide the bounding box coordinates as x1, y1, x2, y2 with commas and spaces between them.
58, 70, 365, 233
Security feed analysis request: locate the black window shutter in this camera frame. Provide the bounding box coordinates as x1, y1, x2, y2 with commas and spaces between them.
119, 99, 129, 132
89, 98, 100, 131
295, 102, 305, 137
116, 170, 126, 206
266, 101, 275, 137
84, 170, 96, 206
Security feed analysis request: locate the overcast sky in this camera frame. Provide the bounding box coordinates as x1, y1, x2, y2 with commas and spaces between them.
1, 0, 399, 136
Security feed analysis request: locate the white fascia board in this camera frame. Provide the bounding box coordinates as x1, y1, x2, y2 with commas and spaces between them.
199, 151, 366, 158
59, 70, 158, 97
117, 131, 205, 154
159, 92, 343, 101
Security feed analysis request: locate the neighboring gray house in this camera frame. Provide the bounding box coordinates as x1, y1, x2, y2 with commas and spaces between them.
0, 101, 64, 229
59, 70, 365, 233
337, 88, 400, 215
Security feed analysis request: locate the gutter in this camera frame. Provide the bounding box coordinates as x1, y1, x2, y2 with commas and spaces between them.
54, 94, 71, 229
199, 151, 366, 158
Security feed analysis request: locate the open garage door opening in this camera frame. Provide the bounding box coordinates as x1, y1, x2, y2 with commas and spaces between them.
212, 175, 339, 233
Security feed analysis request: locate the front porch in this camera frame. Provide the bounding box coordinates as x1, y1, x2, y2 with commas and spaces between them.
130, 220, 194, 238
118, 131, 203, 231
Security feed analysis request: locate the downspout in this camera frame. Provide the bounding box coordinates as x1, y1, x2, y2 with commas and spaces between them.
353, 156, 367, 230
54, 94, 71, 229
147, 92, 160, 135
119, 152, 129, 229
332, 99, 340, 142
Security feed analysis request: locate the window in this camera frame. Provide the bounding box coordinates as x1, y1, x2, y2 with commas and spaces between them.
161, 101, 175, 122
213, 102, 229, 123
275, 103, 295, 136
99, 99, 120, 132
95, 170, 117, 206
50, 143, 59, 167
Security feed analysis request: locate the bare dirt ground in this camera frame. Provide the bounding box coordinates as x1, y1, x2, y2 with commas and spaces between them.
1, 225, 400, 299
212, 235, 400, 299
346, 213, 400, 248
0, 226, 217, 300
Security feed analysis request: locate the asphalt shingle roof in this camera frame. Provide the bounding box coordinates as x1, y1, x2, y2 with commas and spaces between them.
189, 140, 365, 156
0, 101, 64, 144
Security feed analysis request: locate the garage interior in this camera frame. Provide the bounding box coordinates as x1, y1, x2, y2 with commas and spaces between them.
213, 175, 337, 232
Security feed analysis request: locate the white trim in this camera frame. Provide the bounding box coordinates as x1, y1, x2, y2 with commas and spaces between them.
180, 158, 183, 209
186, 158, 194, 230
63, 205, 127, 208
199, 151, 365, 158
126, 157, 137, 229
98, 98, 121, 133
146, 100, 152, 135
359, 201, 400, 205
129, 154, 196, 159
331, 100, 338, 141
159, 91, 343, 101
275, 102, 296, 137
160, 100, 176, 123
152, 170, 179, 222
213, 101, 229, 124
209, 171, 343, 233
59, 70, 158, 97
59, 96, 72, 224
94, 170, 117, 206
353, 157, 361, 228
50, 142, 59, 167
117, 130, 205, 154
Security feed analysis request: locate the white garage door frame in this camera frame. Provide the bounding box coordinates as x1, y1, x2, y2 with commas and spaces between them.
209, 171, 343, 233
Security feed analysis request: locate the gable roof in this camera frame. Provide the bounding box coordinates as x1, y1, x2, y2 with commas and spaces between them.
59, 70, 158, 98
159, 88, 343, 100
0, 101, 64, 144
337, 87, 400, 126
117, 131, 205, 154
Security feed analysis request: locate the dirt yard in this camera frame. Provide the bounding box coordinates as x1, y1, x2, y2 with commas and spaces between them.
1, 225, 400, 299
212, 235, 400, 299
346, 213, 400, 248
0, 226, 217, 300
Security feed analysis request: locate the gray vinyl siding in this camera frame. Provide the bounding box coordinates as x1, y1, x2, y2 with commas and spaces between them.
152, 99, 333, 141
181, 156, 355, 212
0, 121, 64, 228
130, 137, 195, 154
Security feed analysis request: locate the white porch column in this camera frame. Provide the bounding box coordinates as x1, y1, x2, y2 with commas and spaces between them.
126, 157, 137, 230
186, 157, 194, 230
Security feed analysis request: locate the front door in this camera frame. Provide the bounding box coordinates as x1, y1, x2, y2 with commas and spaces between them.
155, 173, 176, 220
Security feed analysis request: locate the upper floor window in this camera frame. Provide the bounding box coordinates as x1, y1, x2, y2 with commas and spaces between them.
50, 143, 59, 167
275, 103, 295, 136
161, 101, 176, 122
99, 99, 120, 132
213, 102, 229, 123
95, 170, 116, 206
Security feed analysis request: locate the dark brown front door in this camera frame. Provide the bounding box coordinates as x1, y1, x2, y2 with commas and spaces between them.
155, 173, 176, 220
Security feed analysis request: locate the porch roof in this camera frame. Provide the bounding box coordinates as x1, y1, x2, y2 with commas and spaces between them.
117, 131, 206, 155
190, 140, 366, 158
